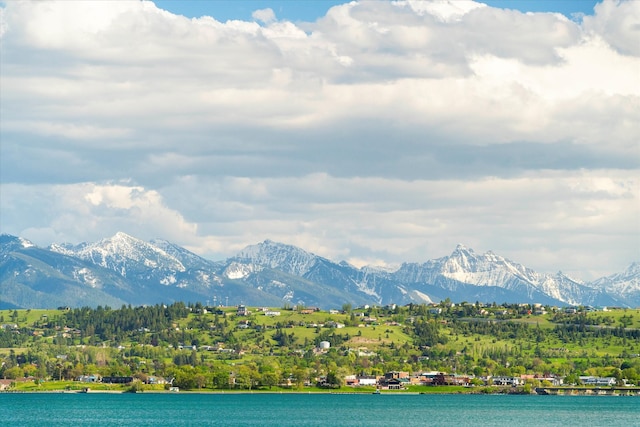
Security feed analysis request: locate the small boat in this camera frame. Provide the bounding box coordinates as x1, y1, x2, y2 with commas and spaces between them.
373, 389, 381, 395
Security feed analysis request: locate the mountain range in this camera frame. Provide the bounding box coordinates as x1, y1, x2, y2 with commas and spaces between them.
1, 232, 638, 309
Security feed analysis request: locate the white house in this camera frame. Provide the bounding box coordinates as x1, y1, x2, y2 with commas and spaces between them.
579, 376, 616, 386
357, 375, 378, 386
491, 376, 523, 386
265, 311, 281, 316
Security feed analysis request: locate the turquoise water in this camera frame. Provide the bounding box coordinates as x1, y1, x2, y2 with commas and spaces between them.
1, 393, 639, 426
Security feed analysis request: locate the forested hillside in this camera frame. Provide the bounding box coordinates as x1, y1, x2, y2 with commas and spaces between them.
1, 303, 639, 391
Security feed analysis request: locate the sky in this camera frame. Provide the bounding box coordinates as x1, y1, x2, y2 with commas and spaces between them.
153, 0, 602, 22
0, 0, 638, 281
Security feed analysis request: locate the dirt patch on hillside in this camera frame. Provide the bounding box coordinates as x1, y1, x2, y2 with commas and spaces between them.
349, 337, 382, 344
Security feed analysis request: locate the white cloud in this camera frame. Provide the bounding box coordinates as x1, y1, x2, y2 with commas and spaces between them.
150, 171, 637, 279
0, 0, 638, 280
583, 0, 640, 56
399, 0, 485, 22
1, 169, 631, 280
1, 182, 200, 247
252, 8, 276, 24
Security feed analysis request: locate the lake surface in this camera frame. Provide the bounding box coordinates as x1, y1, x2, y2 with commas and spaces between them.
1, 393, 639, 426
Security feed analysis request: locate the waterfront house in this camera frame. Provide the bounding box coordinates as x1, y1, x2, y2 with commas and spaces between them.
76, 374, 101, 383
491, 376, 523, 386
378, 377, 404, 390
579, 376, 616, 386
145, 376, 168, 385
345, 375, 358, 386
357, 375, 378, 386
433, 373, 470, 386
384, 371, 410, 379
102, 376, 134, 384
419, 371, 440, 385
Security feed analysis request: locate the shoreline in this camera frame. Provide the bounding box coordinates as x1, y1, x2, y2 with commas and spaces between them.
2, 388, 639, 396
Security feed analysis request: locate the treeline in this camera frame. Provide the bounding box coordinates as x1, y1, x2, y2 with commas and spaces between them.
554, 324, 640, 342
60, 303, 191, 341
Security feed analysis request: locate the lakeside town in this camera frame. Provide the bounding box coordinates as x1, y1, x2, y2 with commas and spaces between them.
1, 302, 639, 394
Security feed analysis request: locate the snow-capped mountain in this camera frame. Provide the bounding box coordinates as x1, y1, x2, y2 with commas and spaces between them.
47, 232, 273, 306
50, 232, 186, 277
0, 234, 35, 255
224, 240, 387, 307
391, 245, 598, 305
589, 262, 640, 305
1, 235, 133, 309
219, 241, 640, 308
52, 233, 222, 292
396, 244, 538, 290
1, 232, 638, 309
230, 240, 319, 277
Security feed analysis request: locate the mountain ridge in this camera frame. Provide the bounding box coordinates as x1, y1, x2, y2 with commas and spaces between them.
1, 232, 638, 309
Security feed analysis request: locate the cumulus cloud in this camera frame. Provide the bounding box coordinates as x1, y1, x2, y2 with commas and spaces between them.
0, 0, 638, 280
1, 183, 200, 247
583, 0, 640, 56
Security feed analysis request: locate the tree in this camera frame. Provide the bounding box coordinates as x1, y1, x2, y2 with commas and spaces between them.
70, 363, 84, 380
128, 380, 144, 393
261, 370, 279, 389
195, 373, 207, 389
36, 363, 48, 381
212, 367, 230, 389
292, 367, 307, 389
324, 371, 342, 389
235, 364, 259, 390
622, 368, 638, 385
172, 366, 196, 390
564, 373, 581, 386
4, 366, 24, 380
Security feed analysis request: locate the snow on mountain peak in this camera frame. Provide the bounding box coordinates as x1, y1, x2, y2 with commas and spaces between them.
590, 261, 640, 297
0, 234, 36, 256
625, 262, 640, 275
149, 238, 216, 271
362, 264, 400, 274
452, 243, 473, 254
234, 239, 318, 276
48, 243, 74, 256
554, 271, 583, 284
445, 244, 481, 273
0, 234, 35, 249
18, 237, 35, 249
4, 231, 639, 308
50, 231, 186, 274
